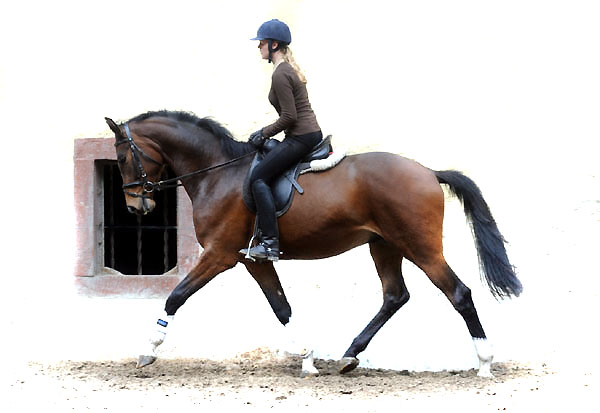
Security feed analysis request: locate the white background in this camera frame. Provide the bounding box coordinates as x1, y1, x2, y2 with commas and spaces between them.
1, 0, 598, 373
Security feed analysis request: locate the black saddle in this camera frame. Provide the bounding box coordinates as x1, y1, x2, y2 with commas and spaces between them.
242, 136, 333, 217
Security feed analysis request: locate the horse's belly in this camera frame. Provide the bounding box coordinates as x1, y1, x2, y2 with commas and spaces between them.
279, 228, 374, 260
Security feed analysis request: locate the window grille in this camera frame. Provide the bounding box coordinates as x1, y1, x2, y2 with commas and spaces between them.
102, 162, 177, 275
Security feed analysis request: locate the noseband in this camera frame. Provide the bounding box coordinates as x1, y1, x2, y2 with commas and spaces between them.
114, 123, 163, 201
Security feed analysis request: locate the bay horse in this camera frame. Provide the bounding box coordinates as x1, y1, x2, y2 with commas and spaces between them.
105, 110, 522, 377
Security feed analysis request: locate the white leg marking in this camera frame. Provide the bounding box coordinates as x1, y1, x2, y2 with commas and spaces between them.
473, 338, 494, 377
300, 349, 319, 377
279, 319, 319, 377
144, 311, 173, 356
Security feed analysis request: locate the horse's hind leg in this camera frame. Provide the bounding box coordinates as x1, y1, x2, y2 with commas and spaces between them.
340, 240, 409, 373
419, 257, 493, 377
244, 261, 319, 377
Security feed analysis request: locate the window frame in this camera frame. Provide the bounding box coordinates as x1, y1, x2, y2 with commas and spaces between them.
74, 138, 199, 297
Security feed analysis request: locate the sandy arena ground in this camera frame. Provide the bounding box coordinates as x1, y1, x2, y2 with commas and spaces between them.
5, 349, 596, 412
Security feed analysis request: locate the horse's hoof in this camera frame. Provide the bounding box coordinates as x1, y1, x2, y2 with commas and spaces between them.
136, 355, 157, 368
477, 365, 494, 378
339, 357, 359, 374
300, 370, 319, 378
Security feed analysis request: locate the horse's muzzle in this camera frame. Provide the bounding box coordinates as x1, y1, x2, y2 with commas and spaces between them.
126, 198, 156, 215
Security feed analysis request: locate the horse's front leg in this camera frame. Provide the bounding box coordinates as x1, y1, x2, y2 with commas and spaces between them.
243, 261, 318, 377
137, 249, 238, 368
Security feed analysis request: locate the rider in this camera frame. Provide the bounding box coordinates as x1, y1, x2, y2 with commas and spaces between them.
245, 19, 322, 261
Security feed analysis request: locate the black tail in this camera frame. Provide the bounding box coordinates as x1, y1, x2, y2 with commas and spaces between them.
435, 170, 522, 299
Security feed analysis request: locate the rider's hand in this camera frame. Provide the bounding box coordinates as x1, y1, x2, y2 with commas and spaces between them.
249, 129, 266, 149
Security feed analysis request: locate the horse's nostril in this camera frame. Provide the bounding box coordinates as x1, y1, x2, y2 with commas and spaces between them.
127, 206, 137, 214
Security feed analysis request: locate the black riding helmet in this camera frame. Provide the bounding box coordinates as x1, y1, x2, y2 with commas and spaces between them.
251, 19, 291, 63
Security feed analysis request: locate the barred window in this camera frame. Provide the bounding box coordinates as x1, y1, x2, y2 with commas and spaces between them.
102, 162, 177, 275
74, 138, 199, 297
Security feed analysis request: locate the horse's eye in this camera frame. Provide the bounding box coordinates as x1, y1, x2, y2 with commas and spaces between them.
117, 154, 127, 164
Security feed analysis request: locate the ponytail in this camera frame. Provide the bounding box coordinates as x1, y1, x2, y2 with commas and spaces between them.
281, 47, 307, 84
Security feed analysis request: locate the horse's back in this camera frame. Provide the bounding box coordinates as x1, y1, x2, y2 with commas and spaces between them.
300, 151, 442, 204
348, 151, 440, 189
278, 151, 444, 258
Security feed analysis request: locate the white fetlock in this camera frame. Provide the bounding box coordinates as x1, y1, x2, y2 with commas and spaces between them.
473, 338, 494, 378
149, 329, 166, 352
144, 312, 173, 356
300, 349, 319, 377
477, 362, 493, 378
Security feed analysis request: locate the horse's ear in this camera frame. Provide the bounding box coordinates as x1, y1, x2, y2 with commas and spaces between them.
105, 117, 123, 138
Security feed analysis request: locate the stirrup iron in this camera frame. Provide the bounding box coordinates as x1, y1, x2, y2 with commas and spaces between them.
240, 219, 259, 262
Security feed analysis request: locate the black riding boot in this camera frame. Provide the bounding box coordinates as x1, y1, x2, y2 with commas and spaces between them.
246, 236, 280, 261
243, 179, 280, 261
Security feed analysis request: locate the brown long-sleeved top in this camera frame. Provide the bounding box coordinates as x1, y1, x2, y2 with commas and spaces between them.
261, 62, 320, 138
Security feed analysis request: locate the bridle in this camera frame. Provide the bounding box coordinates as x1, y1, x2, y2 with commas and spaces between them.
114, 122, 257, 200
114, 123, 163, 201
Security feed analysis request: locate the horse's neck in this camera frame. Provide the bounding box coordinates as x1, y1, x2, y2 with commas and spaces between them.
146, 124, 219, 173
152, 127, 245, 199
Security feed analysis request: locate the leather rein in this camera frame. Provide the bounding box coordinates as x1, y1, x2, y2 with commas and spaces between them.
114, 123, 256, 199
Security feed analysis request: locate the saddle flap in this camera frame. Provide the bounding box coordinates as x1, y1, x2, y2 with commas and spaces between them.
242, 135, 335, 217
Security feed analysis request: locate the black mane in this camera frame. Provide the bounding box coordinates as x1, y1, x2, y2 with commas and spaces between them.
127, 110, 254, 158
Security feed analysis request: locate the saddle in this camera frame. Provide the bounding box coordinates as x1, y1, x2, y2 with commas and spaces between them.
242, 135, 334, 217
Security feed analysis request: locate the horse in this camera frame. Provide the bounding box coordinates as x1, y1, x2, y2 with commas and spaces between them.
105, 110, 522, 377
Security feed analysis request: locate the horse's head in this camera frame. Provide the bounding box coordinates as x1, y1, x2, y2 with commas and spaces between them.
105, 117, 165, 215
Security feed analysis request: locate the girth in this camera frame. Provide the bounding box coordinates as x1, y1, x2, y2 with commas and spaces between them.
242, 136, 333, 217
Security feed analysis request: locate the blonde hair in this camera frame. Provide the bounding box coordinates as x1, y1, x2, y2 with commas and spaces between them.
281, 47, 307, 84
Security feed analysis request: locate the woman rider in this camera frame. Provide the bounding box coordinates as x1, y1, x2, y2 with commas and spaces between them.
244, 19, 322, 262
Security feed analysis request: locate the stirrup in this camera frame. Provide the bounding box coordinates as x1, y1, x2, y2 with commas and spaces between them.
246, 242, 280, 262
240, 219, 260, 262
241, 238, 257, 262
240, 234, 280, 262
239, 247, 280, 262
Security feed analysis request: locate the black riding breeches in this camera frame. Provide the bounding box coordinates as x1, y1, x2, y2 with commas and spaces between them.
250, 131, 322, 238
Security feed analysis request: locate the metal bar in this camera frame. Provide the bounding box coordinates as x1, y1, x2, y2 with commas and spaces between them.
104, 225, 177, 230
137, 214, 143, 275
108, 164, 115, 270
163, 188, 169, 273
